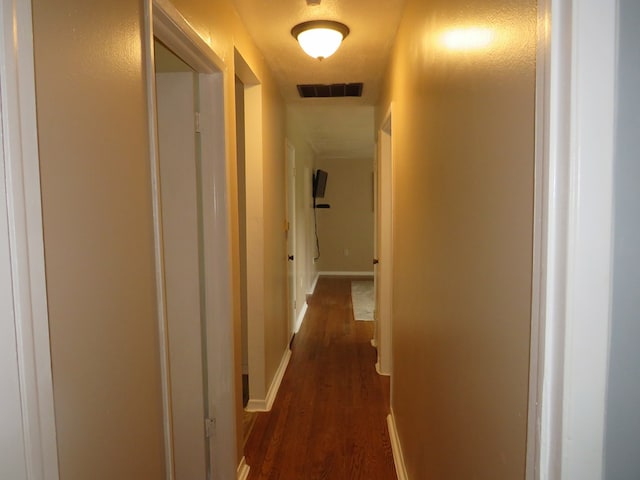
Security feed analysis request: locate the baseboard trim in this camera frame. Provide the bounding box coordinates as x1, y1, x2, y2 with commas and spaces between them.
308, 272, 319, 295
387, 412, 409, 480
237, 456, 250, 480
319, 271, 374, 277
294, 301, 308, 333
245, 349, 292, 412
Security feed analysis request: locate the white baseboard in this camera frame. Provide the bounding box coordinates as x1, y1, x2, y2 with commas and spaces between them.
387, 412, 409, 480
308, 272, 319, 295
237, 456, 250, 480
294, 301, 308, 333
319, 271, 374, 277
245, 349, 292, 412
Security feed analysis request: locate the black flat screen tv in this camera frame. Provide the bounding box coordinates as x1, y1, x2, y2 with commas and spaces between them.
313, 169, 328, 198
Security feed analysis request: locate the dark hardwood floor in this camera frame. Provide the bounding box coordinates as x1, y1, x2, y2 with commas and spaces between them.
244, 276, 397, 480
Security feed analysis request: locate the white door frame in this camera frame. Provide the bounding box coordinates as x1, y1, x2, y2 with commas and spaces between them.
286, 140, 297, 338
143, 1, 237, 478
0, 0, 619, 477
375, 108, 393, 377
0, 0, 59, 478
234, 52, 270, 411
528, 0, 617, 478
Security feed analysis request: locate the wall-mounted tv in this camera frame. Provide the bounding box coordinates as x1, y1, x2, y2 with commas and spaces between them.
313, 169, 328, 198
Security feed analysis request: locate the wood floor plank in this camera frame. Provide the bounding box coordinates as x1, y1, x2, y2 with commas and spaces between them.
245, 277, 397, 480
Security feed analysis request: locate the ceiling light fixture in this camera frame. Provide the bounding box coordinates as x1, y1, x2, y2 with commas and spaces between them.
291, 20, 350, 60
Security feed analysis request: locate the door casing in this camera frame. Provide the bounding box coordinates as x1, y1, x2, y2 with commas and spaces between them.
144, 1, 237, 478
374, 109, 393, 377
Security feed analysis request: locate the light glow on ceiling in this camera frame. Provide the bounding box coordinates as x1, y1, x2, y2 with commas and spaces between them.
440, 27, 495, 51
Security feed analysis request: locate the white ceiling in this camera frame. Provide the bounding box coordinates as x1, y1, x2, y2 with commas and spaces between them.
232, 0, 406, 159
288, 104, 375, 159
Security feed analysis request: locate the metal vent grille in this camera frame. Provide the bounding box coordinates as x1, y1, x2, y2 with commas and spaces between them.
297, 83, 363, 98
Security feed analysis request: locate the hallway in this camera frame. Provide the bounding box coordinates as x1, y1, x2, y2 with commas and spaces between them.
244, 277, 396, 479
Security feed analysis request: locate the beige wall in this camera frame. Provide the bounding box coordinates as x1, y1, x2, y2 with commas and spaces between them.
259, 79, 288, 391
31, 0, 287, 475
31, 1, 165, 478
377, 0, 536, 478
286, 111, 319, 312
315, 157, 374, 273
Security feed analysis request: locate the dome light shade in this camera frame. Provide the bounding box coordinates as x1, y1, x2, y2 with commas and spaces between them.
291, 21, 350, 60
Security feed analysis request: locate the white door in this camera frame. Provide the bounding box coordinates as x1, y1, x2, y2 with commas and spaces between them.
156, 66, 209, 480
286, 142, 297, 338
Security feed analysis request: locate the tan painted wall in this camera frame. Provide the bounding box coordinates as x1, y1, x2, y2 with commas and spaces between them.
377, 0, 536, 478
31, 0, 287, 474
286, 112, 318, 310
31, 1, 165, 478
259, 80, 288, 392
315, 157, 374, 273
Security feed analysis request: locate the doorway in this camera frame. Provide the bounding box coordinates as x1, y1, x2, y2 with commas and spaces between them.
235, 74, 250, 408
154, 39, 209, 480
286, 141, 297, 340
374, 111, 393, 376
145, 2, 236, 478
234, 50, 276, 412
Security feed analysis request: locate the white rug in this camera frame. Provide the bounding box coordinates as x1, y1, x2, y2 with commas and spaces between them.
351, 280, 374, 321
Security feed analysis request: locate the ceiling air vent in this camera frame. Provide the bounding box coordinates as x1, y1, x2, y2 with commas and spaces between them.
297, 83, 363, 98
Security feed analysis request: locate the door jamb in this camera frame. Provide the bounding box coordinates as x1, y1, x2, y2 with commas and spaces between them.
375, 106, 393, 377
143, 1, 236, 478
527, 0, 617, 478
0, 0, 59, 477
285, 140, 297, 339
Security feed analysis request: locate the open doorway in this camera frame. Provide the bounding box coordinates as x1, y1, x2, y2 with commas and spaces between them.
374, 110, 393, 376
235, 74, 250, 409
145, 2, 236, 478
286, 141, 297, 341
235, 50, 287, 414
154, 39, 209, 480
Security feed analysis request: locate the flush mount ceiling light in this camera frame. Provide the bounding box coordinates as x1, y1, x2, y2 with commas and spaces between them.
291, 20, 350, 60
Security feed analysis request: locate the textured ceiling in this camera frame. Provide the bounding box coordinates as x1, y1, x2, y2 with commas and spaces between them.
232, 0, 405, 159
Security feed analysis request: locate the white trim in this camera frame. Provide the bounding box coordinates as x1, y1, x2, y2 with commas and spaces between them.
526, 0, 553, 477
374, 350, 390, 376
534, 0, 617, 478
245, 349, 291, 412
387, 413, 408, 480
143, 3, 175, 477
318, 271, 374, 277
532, 0, 574, 476
236, 457, 250, 480
199, 71, 238, 480
0, 0, 59, 478
144, 2, 237, 479
308, 272, 320, 295
376, 107, 393, 378
152, 0, 224, 73
294, 301, 308, 333
560, 0, 616, 477
286, 140, 297, 339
